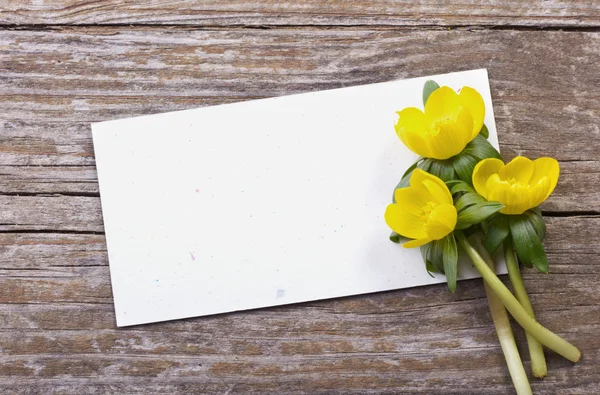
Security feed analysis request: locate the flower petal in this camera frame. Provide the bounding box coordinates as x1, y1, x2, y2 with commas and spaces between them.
409, 169, 453, 205
529, 176, 552, 208
424, 87, 474, 159
472, 158, 504, 199
385, 200, 427, 240
425, 86, 462, 121
484, 173, 503, 197
394, 187, 433, 216
426, 203, 457, 240
488, 183, 531, 215
395, 107, 431, 157
427, 107, 473, 159
402, 237, 431, 248
499, 156, 534, 184
530, 157, 560, 200
459, 86, 485, 139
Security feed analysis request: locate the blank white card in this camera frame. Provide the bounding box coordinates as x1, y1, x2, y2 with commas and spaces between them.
92, 69, 504, 327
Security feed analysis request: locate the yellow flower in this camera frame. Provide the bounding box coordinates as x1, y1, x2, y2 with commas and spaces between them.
472, 156, 560, 215
385, 169, 457, 248
395, 86, 485, 160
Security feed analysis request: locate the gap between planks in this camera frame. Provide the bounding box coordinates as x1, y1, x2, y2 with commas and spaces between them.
2, 24, 600, 33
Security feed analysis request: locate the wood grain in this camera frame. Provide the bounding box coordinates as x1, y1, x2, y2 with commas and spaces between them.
0, 220, 599, 394
1, 217, 599, 302
0, 159, 598, 230
1, 0, 599, 27
1, 29, 600, 220
1, 6, 600, 394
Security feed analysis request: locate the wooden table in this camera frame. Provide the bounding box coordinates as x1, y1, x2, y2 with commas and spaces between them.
1, 2, 599, 394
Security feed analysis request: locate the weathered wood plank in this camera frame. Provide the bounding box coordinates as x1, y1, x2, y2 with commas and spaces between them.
0, 274, 598, 394
0, 195, 103, 232
0, 289, 598, 394
0, 165, 99, 195
0, 216, 600, 330
0, 216, 597, 269
1, 0, 599, 27
0, 159, 598, 214
0, 29, 599, 221
1, 188, 598, 233
1, 345, 596, 395
1, 24, 599, 395
1, 29, 598, 167
0, 339, 597, 394
0, 233, 107, 268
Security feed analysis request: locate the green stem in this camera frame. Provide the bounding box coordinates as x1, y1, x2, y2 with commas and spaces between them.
505, 238, 548, 379
474, 238, 532, 395
455, 231, 581, 362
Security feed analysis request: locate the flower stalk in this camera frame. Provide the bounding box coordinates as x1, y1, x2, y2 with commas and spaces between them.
474, 238, 532, 395
455, 231, 581, 362
505, 238, 548, 378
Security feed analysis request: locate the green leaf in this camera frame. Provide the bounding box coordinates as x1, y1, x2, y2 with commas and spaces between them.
509, 215, 549, 273
420, 243, 432, 263
483, 215, 510, 253
390, 231, 410, 244
450, 180, 475, 195
461, 225, 479, 238
454, 222, 472, 230
443, 234, 458, 292
454, 192, 486, 212
422, 80, 440, 107
452, 153, 479, 184
421, 243, 442, 277
428, 159, 455, 182
457, 202, 504, 228
425, 260, 437, 277
464, 135, 502, 161
429, 239, 445, 274
419, 158, 433, 173
479, 124, 489, 139
523, 209, 546, 240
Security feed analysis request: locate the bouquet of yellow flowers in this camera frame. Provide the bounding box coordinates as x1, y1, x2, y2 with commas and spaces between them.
386, 81, 579, 395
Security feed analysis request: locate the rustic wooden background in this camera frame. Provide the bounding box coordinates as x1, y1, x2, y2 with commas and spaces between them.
1, 1, 599, 394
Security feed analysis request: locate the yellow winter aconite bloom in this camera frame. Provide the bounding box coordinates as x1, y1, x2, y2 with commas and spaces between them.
395, 86, 485, 160
473, 156, 560, 215
385, 169, 457, 248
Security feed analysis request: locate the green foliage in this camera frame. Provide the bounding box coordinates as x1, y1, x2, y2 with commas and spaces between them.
419, 235, 458, 292
483, 215, 510, 254
454, 191, 486, 212
463, 135, 502, 161
389, 231, 409, 244
427, 238, 445, 274
456, 201, 504, 229
452, 153, 479, 184
422, 80, 440, 106
443, 234, 458, 292
509, 214, 549, 273
392, 133, 502, 199
428, 158, 455, 182
523, 208, 546, 240
449, 180, 475, 195
479, 124, 489, 139
425, 260, 437, 278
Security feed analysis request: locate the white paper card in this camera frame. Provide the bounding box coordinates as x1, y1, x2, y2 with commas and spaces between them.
93, 69, 505, 327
